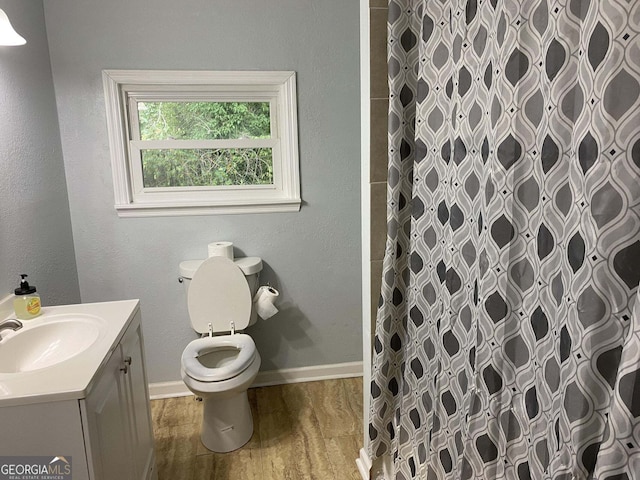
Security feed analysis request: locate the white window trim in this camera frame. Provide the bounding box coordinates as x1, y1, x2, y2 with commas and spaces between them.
102, 70, 301, 217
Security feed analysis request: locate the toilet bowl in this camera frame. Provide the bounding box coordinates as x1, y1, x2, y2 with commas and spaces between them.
179, 256, 263, 453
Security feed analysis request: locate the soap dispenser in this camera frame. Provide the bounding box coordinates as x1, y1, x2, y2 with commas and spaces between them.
13, 274, 42, 320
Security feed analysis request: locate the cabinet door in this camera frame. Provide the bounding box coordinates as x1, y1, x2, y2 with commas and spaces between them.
121, 321, 156, 480
83, 349, 134, 480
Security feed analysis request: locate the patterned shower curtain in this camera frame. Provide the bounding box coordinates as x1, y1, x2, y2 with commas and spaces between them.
369, 0, 640, 478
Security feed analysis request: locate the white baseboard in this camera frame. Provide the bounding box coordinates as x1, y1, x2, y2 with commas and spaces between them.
148, 381, 192, 399
149, 361, 363, 400
253, 360, 363, 388
356, 450, 392, 480
356, 448, 372, 480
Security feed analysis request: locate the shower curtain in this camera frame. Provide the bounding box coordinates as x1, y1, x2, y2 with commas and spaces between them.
369, 0, 640, 478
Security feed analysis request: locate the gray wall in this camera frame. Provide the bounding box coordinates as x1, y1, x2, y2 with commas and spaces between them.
0, 1, 79, 306
43, 0, 362, 382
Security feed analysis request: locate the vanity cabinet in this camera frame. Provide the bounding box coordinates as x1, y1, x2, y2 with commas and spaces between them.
0, 302, 157, 480
82, 313, 156, 480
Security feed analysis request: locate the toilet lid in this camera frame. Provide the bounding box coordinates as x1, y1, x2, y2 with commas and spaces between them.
188, 256, 252, 333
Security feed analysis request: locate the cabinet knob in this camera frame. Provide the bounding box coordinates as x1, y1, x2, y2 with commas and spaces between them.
124, 356, 132, 366
120, 365, 129, 374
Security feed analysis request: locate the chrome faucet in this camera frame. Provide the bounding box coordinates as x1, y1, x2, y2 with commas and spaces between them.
0, 319, 23, 340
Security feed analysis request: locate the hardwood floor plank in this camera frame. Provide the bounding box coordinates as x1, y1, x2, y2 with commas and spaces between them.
281, 382, 323, 430
255, 384, 287, 413
154, 423, 198, 480
344, 377, 363, 411
325, 434, 362, 480
304, 379, 361, 438
151, 395, 201, 430
195, 449, 263, 480
260, 429, 335, 480
153, 378, 364, 480
257, 383, 335, 479
256, 384, 294, 448
344, 377, 364, 431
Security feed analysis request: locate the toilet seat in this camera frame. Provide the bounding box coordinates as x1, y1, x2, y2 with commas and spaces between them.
182, 334, 256, 382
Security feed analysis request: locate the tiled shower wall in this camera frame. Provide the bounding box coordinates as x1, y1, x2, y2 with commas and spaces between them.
370, 0, 388, 335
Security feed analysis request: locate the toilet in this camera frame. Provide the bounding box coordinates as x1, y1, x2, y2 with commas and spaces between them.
179, 255, 263, 453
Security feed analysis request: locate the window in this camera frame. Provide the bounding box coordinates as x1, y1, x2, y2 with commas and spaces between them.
103, 70, 300, 216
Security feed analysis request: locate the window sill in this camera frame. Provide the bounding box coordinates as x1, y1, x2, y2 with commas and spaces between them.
114, 198, 301, 217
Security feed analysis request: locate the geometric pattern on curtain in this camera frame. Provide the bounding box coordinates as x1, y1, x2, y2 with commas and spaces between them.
369, 0, 640, 478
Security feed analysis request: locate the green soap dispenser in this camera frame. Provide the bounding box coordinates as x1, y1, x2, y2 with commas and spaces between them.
14, 274, 42, 320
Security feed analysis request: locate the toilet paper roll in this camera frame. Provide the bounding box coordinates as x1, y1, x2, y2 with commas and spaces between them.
208, 241, 234, 260
253, 285, 279, 320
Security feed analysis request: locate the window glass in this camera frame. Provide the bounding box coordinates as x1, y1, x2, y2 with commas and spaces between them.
137, 101, 271, 141
140, 148, 273, 188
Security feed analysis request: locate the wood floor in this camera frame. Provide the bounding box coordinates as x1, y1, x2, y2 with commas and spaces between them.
151, 377, 363, 480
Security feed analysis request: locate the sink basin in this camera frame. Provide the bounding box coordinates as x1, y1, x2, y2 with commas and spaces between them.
0, 315, 105, 373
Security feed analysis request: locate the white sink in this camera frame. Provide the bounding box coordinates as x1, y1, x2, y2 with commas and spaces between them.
0, 314, 105, 373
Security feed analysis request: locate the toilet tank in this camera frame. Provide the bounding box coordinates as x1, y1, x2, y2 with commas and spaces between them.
179, 257, 263, 327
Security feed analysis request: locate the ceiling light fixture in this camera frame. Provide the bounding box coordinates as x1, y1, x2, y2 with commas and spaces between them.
0, 9, 25, 46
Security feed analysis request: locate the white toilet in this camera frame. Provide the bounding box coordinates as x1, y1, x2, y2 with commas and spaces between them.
179, 255, 263, 453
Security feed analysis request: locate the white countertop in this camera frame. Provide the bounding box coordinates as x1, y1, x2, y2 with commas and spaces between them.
0, 299, 139, 407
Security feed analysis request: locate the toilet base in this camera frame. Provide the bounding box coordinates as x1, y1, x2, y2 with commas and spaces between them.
200, 391, 253, 453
